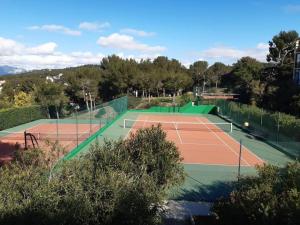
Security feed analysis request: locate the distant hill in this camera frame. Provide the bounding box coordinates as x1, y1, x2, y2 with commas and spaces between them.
0, 66, 26, 76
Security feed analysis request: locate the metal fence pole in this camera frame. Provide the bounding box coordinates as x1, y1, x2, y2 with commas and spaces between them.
276, 112, 280, 143
55, 106, 59, 141
260, 108, 263, 127
238, 139, 243, 181
76, 109, 79, 147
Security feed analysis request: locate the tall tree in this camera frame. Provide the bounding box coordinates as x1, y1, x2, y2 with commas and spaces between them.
263, 30, 300, 113
231, 57, 264, 105
34, 82, 68, 118
189, 61, 208, 87
206, 62, 232, 89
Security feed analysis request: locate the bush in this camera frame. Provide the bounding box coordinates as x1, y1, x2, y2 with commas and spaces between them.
127, 95, 143, 109
213, 162, 300, 225
0, 125, 184, 225
0, 105, 46, 130
177, 93, 193, 106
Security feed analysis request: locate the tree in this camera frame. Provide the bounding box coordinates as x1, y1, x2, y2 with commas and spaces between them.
206, 62, 232, 89
34, 82, 68, 118
13, 91, 33, 107
231, 57, 264, 105
267, 30, 299, 66
0, 96, 13, 108
189, 61, 208, 87
213, 162, 300, 225
100, 55, 138, 100
263, 30, 300, 114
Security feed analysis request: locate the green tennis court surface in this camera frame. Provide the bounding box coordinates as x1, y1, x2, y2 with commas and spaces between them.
60, 110, 293, 201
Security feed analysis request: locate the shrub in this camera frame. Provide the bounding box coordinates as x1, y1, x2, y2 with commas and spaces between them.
0, 125, 184, 225
213, 162, 300, 225
0, 105, 46, 130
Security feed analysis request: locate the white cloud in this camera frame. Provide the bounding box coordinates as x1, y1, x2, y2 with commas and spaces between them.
283, 4, 300, 13
97, 33, 166, 53
120, 28, 155, 37
27, 42, 58, 55
0, 37, 103, 70
0, 37, 23, 55
27, 24, 81, 36
256, 42, 269, 50
79, 21, 110, 31
200, 43, 269, 63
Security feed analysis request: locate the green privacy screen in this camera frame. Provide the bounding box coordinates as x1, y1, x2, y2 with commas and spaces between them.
131, 102, 216, 114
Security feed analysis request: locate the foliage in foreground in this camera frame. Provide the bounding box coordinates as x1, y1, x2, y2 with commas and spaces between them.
213, 162, 300, 225
0, 126, 184, 225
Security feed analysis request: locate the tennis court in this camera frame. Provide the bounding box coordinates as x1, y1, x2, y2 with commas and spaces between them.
124, 114, 264, 166
91, 110, 292, 201
0, 96, 293, 201
0, 120, 101, 164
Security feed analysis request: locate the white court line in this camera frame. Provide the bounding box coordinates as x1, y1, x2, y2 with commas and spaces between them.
142, 116, 149, 128
196, 117, 250, 166
124, 117, 136, 139
181, 142, 225, 147
202, 117, 264, 164
175, 123, 183, 144
124, 115, 148, 139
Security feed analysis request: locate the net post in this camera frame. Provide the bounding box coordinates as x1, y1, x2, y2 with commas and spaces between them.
123, 119, 126, 128
230, 123, 233, 133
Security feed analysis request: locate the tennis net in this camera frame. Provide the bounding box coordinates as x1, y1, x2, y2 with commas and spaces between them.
0, 131, 92, 142
27, 132, 91, 141
123, 119, 233, 132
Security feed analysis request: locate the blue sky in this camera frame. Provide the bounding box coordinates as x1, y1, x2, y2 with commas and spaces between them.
0, 0, 299, 69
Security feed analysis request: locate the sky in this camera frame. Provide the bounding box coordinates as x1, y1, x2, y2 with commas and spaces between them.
0, 0, 300, 70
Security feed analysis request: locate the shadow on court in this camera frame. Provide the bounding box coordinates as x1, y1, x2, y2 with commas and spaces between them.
172, 179, 237, 202
0, 141, 23, 165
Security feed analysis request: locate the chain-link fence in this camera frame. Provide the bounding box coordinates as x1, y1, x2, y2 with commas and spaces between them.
213, 99, 299, 159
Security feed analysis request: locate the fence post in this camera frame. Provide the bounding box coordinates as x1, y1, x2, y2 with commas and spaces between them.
276, 112, 280, 143
76, 109, 79, 147
238, 139, 243, 181
260, 108, 263, 127
55, 107, 59, 141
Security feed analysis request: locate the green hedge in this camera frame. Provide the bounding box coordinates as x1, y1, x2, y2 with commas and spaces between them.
0, 105, 46, 130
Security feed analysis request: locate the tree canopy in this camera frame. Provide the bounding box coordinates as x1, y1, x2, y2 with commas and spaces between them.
213, 162, 300, 225
0, 30, 299, 116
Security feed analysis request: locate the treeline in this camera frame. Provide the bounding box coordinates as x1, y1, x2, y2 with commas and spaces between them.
0, 30, 299, 116
0, 56, 230, 115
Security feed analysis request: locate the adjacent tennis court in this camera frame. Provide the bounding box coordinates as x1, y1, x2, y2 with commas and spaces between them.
124, 114, 264, 166
0, 120, 101, 164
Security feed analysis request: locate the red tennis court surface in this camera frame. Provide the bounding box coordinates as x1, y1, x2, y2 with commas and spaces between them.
0, 123, 100, 165
126, 115, 264, 166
